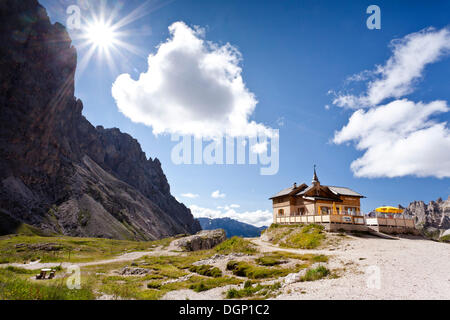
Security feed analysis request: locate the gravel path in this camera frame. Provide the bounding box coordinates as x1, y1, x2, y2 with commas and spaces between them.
1, 246, 178, 270
259, 235, 450, 300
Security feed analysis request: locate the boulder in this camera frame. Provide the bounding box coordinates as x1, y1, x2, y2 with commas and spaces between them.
284, 269, 307, 285
172, 229, 227, 251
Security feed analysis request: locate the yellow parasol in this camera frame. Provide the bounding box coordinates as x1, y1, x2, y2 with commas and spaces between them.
375, 206, 403, 214
332, 202, 337, 215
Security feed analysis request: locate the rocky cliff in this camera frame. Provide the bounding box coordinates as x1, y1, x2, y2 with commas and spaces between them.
404, 196, 450, 240
0, 0, 201, 239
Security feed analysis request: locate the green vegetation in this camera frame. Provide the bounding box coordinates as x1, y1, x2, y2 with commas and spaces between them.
0, 231, 334, 300
189, 264, 222, 277
226, 260, 301, 279
267, 224, 304, 230
187, 276, 241, 292
226, 281, 281, 299
280, 224, 326, 249
0, 234, 169, 264
255, 251, 328, 267
255, 256, 286, 266
136, 275, 242, 299
214, 236, 257, 255
0, 267, 95, 300
264, 224, 328, 249
440, 234, 450, 243
301, 265, 330, 282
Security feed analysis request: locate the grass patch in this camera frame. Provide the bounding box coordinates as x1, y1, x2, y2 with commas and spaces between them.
280, 224, 325, 249
214, 237, 257, 255
189, 264, 222, 277
226, 260, 300, 279
255, 251, 328, 267
187, 276, 240, 292
0, 268, 95, 300
0, 235, 168, 264
267, 224, 304, 230
255, 256, 286, 266
301, 265, 330, 282
226, 281, 281, 299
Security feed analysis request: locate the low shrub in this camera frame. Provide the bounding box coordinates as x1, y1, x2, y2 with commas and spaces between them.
188, 265, 222, 278
214, 237, 257, 255
301, 265, 330, 282
226, 261, 291, 279
281, 224, 325, 249
225, 282, 281, 299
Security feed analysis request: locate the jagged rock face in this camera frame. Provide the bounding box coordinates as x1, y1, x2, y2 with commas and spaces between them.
0, 0, 201, 239
404, 196, 450, 240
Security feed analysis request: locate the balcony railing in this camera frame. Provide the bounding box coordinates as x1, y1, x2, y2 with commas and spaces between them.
276, 213, 415, 227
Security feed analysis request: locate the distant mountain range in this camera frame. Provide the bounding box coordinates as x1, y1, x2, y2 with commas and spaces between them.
404, 196, 450, 240
198, 217, 267, 238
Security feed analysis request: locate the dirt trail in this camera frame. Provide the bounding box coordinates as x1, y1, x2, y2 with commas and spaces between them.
1, 245, 180, 270
261, 235, 450, 300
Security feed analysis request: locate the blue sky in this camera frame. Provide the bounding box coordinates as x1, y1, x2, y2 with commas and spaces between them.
41, 0, 449, 226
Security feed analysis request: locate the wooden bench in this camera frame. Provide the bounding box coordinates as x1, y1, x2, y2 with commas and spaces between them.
35, 268, 53, 280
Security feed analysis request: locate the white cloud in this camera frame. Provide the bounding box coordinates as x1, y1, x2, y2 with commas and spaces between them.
217, 204, 241, 210
190, 204, 272, 227
334, 99, 450, 178
333, 27, 450, 109
112, 21, 274, 139
181, 193, 199, 199
211, 190, 226, 199
333, 27, 450, 178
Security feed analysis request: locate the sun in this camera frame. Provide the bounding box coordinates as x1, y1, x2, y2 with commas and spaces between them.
85, 21, 117, 49
72, 1, 158, 76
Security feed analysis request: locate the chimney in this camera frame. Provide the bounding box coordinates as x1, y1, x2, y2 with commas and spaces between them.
293, 182, 297, 188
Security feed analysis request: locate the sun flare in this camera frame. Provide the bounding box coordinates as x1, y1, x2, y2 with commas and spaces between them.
72, 1, 155, 76
85, 22, 117, 48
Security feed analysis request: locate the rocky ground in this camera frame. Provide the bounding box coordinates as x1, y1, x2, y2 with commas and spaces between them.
160, 234, 450, 300
1, 229, 449, 300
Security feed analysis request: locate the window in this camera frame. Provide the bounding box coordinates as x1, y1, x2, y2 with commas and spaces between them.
321, 207, 330, 215
278, 209, 284, 216
345, 207, 358, 215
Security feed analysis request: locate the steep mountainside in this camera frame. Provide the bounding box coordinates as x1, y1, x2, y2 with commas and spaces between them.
0, 0, 201, 239
198, 217, 266, 238
404, 196, 450, 240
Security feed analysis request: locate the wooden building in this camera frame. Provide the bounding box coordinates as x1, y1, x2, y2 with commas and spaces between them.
270, 168, 367, 231
270, 168, 416, 233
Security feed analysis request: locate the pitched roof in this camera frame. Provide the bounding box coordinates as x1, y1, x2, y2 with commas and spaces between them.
271, 184, 364, 200
270, 186, 295, 199
270, 183, 308, 199
327, 186, 365, 198
296, 185, 313, 195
